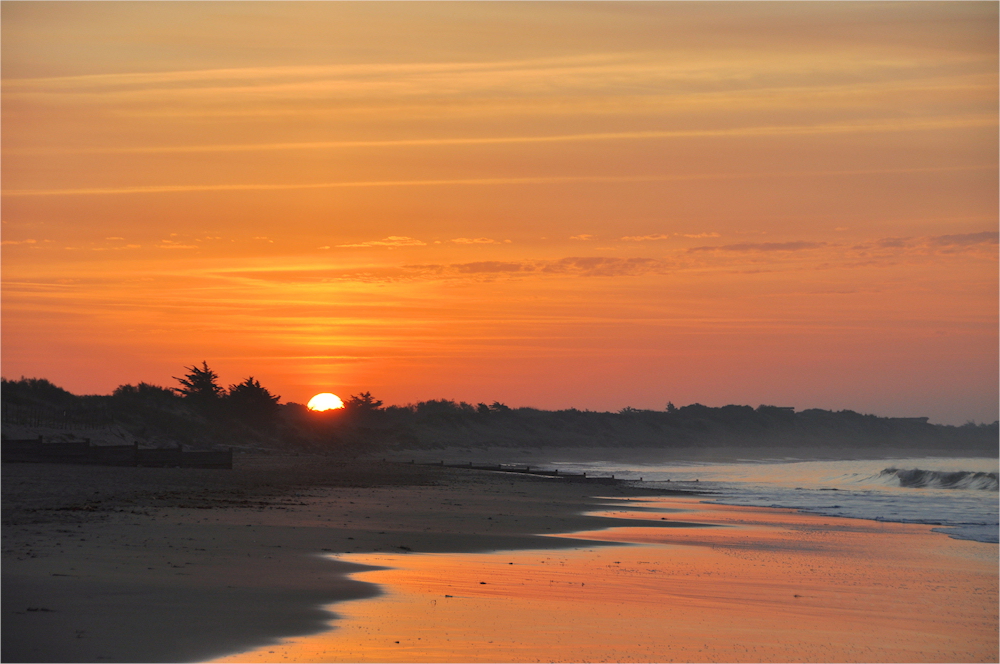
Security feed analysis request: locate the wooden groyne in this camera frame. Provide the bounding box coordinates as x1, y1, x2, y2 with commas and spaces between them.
1, 437, 232, 469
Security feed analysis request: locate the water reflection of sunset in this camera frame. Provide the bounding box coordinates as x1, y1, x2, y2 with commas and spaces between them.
214, 500, 998, 663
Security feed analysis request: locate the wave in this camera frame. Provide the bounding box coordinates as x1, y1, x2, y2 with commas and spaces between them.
879, 468, 998, 491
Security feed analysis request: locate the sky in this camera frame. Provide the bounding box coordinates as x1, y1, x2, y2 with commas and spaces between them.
2, 2, 997, 425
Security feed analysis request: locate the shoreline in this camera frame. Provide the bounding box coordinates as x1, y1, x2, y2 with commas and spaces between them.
3, 455, 996, 662
1, 455, 693, 663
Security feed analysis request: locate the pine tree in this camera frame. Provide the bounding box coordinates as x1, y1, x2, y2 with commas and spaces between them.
226, 376, 281, 427
172, 361, 223, 409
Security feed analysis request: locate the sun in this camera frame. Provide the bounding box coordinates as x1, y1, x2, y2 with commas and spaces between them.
307, 393, 344, 411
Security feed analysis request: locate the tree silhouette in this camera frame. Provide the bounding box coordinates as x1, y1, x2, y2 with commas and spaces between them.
343, 391, 383, 424
113, 382, 177, 403
344, 391, 383, 412
227, 376, 280, 427
173, 361, 223, 409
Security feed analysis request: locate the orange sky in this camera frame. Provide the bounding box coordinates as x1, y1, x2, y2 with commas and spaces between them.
2, 2, 997, 424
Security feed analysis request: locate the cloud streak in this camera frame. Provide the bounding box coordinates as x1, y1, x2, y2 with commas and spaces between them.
6, 164, 989, 198
689, 241, 828, 253
8, 115, 996, 157
450, 237, 505, 245
337, 236, 427, 248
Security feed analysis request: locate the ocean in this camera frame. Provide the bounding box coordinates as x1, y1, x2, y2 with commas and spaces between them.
546, 457, 999, 544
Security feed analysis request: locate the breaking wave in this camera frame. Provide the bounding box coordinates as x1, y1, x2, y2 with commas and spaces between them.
879, 468, 998, 491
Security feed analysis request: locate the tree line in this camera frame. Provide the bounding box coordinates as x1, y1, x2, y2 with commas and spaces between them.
2, 364, 996, 457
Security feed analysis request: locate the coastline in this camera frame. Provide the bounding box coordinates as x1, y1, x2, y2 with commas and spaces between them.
1, 455, 691, 663
222, 499, 998, 663
3, 455, 997, 663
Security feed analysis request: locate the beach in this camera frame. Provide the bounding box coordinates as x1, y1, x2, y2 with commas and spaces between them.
2, 455, 997, 663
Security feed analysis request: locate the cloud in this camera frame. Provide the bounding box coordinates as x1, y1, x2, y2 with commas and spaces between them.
451, 237, 500, 244
6, 166, 992, 198
927, 231, 999, 246
90, 244, 142, 251
336, 236, 427, 248
851, 232, 998, 254
543, 257, 669, 277
158, 240, 197, 249
570, 234, 595, 241
105, 236, 125, 240
253, 236, 274, 243
677, 232, 721, 238
621, 234, 671, 242
417, 256, 671, 278
873, 237, 912, 249
225, 255, 672, 285
1, 239, 38, 245
453, 261, 527, 273
688, 241, 827, 253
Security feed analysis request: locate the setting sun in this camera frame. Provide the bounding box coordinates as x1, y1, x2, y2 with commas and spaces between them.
307, 393, 344, 412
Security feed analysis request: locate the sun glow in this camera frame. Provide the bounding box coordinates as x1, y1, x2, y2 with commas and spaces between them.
307, 393, 344, 411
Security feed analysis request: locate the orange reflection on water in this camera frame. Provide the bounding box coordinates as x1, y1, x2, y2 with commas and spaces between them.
214, 499, 998, 663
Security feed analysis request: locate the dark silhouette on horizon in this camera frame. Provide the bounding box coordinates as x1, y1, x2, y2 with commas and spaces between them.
1, 368, 996, 460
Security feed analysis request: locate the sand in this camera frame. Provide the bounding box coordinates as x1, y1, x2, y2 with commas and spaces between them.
1, 455, 684, 663
2, 455, 997, 663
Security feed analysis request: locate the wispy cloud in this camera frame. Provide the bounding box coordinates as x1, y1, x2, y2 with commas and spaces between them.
337, 236, 427, 248
570, 234, 596, 241
158, 240, 197, 249
224, 255, 673, 285
11, 116, 996, 157
689, 241, 827, 253
621, 234, 671, 242
927, 231, 998, 247
453, 261, 527, 273
450, 237, 505, 244
7, 165, 988, 199
1, 239, 38, 246
851, 232, 998, 254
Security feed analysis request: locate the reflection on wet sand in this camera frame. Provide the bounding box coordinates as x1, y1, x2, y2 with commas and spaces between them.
213, 499, 998, 663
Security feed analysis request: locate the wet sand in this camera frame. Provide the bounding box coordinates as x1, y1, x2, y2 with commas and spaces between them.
215, 498, 998, 663
3, 456, 997, 663
1, 455, 683, 663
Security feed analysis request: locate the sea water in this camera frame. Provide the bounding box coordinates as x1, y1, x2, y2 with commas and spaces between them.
547, 457, 999, 543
